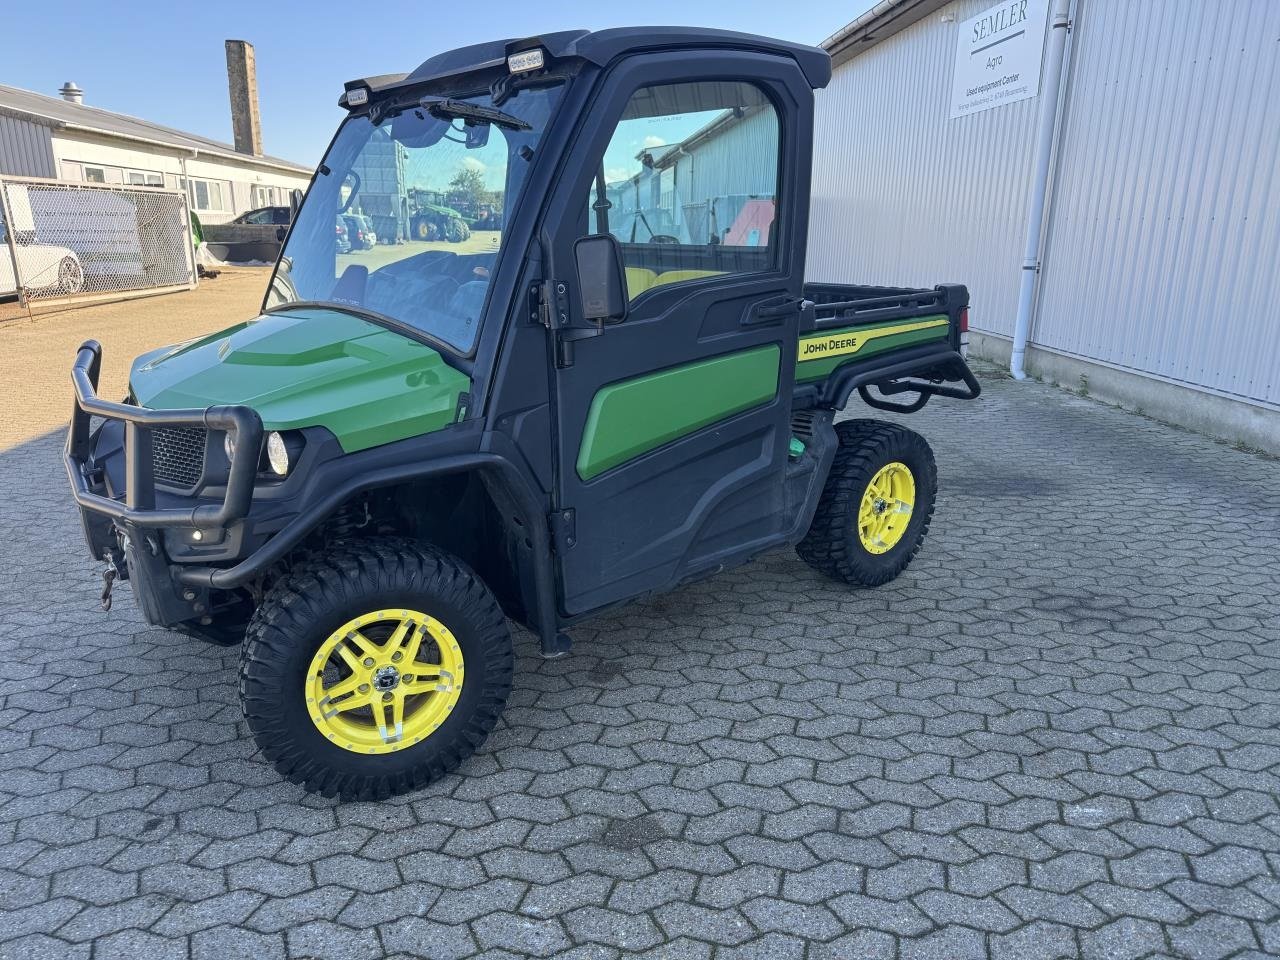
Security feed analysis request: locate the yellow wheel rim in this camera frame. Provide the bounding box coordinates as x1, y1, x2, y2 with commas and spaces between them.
305, 609, 464, 755
857, 461, 916, 554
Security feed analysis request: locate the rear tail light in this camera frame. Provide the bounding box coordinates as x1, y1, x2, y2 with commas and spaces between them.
959, 307, 969, 333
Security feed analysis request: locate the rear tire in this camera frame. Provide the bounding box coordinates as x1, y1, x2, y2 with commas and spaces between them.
797, 419, 937, 586
240, 539, 512, 799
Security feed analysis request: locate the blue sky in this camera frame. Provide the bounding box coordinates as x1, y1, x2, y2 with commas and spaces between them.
6, 1, 871, 167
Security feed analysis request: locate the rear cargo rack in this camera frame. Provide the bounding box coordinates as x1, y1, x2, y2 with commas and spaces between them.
65, 340, 263, 529
806, 285, 949, 329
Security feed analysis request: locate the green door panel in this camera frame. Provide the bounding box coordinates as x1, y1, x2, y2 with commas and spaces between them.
576, 344, 781, 482
795, 315, 950, 381
129, 308, 470, 453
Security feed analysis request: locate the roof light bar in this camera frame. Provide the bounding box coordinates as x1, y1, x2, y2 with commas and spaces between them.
346, 87, 369, 107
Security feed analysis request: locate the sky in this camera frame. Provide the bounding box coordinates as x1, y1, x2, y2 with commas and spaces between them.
4, 0, 873, 168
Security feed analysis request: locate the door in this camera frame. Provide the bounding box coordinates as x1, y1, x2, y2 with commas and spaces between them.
543, 52, 815, 616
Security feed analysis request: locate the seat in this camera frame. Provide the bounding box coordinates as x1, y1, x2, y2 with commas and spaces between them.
624, 267, 657, 298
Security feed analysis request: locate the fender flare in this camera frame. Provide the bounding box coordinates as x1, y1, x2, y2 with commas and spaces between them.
173, 453, 562, 653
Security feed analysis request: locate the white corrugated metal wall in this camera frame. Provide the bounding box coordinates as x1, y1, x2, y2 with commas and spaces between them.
0, 114, 55, 179
1034, 0, 1280, 407
808, 0, 1280, 409
808, 0, 1043, 338
674, 107, 780, 204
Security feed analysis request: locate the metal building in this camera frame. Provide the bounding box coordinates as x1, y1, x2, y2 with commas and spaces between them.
808, 0, 1280, 452
605, 98, 780, 247
0, 42, 312, 227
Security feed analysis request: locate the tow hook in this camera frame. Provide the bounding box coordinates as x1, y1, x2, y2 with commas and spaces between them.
100, 558, 118, 612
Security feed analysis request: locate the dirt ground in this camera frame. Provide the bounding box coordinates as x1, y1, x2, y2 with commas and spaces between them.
335, 231, 502, 272
0, 268, 271, 451
0, 239, 491, 451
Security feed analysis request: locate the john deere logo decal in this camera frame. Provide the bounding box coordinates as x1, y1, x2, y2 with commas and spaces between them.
798, 316, 950, 363
801, 332, 863, 358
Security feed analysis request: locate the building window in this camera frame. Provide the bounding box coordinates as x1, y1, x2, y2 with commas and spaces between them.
84, 166, 106, 183
251, 184, 280, 208
588, 80, 781, 301
188, 178, 229, 212
125, 170, 165, 187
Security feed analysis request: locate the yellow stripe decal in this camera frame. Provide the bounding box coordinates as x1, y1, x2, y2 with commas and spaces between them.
798, 317, 950, 362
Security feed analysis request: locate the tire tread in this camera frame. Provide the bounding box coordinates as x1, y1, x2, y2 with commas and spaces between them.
796, 419, 937, 586
240, 538, 512, 800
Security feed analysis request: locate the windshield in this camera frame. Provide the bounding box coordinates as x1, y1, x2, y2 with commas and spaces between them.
267, 82, 563, 352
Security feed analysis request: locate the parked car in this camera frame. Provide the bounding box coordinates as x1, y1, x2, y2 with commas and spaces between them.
232, 206, 292, 226
335, 217, 351, 254
0, 223, 85, 298
342, 214, 378, 250
202, 207, 294, 263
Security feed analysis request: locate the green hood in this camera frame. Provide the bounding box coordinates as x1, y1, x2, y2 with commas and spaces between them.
130, 308, 470, 453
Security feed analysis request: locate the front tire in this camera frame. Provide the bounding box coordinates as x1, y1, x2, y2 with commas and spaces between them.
58, 256, 85, 294
240, 540, 513, 799
797, 419, 937, 587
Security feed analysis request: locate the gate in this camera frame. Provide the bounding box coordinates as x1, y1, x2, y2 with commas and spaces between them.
0, 175, 197, 306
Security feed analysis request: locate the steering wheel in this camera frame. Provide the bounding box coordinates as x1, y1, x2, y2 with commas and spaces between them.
649, 234, 680, 244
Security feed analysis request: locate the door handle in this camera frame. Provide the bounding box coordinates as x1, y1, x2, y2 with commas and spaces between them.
743, 296, 802, 326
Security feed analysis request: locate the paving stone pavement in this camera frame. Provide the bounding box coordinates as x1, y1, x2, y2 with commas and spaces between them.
1, 365, 1278, 959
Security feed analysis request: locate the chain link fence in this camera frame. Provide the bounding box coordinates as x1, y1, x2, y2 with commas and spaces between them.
0, 176, 196, 305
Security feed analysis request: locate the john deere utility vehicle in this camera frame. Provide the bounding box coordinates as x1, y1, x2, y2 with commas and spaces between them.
66, 27, 979, 799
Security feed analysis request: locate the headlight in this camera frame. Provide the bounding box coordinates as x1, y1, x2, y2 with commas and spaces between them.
267, 431, 290, 476
224, 432, 236, 462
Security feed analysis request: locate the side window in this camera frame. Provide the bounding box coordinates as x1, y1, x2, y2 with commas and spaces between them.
587, 81, 781, 301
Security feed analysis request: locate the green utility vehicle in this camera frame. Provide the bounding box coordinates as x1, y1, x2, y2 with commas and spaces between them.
66, 27, 979, 799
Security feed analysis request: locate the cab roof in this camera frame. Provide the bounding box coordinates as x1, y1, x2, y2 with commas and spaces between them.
343, 26, 831, 104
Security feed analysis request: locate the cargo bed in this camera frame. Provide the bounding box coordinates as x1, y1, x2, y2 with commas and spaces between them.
794, 282, 980, 412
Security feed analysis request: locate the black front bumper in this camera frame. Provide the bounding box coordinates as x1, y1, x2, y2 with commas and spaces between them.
65, 340, 263, 626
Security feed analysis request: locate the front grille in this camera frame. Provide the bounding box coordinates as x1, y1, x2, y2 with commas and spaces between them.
152, 427, 207, 487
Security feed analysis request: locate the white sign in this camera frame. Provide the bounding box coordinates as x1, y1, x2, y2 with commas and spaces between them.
950, 0, 1050, 119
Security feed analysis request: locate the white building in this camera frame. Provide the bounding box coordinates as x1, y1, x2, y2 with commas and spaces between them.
808, 0, 1280, 453
0, 78, 311, 225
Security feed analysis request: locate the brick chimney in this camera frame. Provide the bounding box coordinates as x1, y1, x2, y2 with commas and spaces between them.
224, 40, 263, 157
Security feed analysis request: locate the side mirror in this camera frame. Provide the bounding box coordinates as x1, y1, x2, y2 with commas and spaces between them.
573, 234, 628, 324
289, 188, 303, 219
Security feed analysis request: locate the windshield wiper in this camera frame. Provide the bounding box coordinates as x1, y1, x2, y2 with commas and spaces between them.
419, 96, 532, 131
263, 300, 470, 365
265, 299, 412, 339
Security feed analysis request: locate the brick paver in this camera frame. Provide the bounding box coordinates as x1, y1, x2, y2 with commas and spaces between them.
1, 364, 1278, 958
